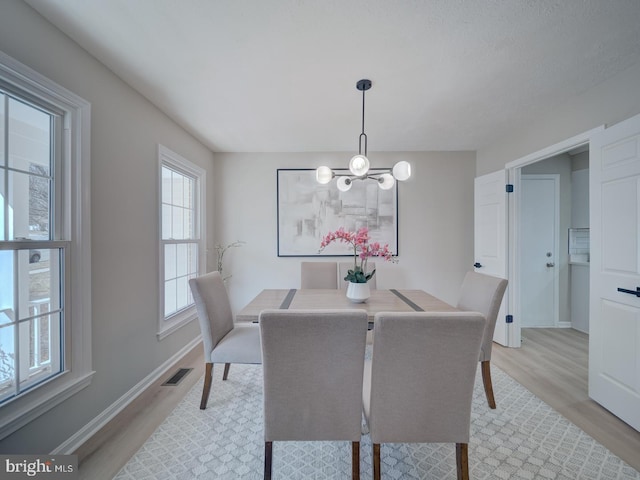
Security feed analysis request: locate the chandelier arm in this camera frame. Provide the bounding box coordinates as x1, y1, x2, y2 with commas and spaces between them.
333, 172, 357, 179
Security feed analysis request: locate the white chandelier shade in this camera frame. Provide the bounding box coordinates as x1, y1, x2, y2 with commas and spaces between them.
392, 160, 411, 181
349, 154, 370, 176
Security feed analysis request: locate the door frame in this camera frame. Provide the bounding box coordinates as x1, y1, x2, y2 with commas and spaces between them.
519, 173, 560, 328
505, 126, 603, 346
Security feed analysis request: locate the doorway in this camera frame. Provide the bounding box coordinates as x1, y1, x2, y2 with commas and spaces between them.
507, 131, 594, 343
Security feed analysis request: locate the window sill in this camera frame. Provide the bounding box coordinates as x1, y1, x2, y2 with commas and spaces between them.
157, 308, 197, 341
0, 370, 95, 440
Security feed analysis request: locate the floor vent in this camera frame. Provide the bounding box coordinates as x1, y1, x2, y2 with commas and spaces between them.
162, 368, 193, 386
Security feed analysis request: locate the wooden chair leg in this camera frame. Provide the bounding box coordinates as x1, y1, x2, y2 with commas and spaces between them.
456, 443, 469, 480
351, 441, 360, 480
200, 362, 213, 410
373, 443, 381, 480
481, 360, 497, 409
264, 441, 273, 480
223, 363, 231, 380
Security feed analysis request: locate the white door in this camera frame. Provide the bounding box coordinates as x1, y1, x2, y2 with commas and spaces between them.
589, 112, 640, 431
474, 170, 510, 346
520, 175, 559, 327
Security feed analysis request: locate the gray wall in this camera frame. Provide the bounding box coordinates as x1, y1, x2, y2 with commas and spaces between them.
214, 151, 476, 313
570, 168, 589, 333
1, 2, 476, 454
0, 1, 213, 453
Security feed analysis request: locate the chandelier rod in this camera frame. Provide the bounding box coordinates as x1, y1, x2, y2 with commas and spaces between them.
359, 84, 367, 156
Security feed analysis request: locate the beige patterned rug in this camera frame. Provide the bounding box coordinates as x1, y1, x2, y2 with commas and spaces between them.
115, 359, 640, 479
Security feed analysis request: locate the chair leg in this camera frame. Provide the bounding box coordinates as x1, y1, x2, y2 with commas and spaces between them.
456, 443, 469, 480
373, 443, 381, 480
351, 441, 360, 480
200, 362, 213, 410
264, 441, 273, 480
223, 363, 231, 380
481, 360, 497, 409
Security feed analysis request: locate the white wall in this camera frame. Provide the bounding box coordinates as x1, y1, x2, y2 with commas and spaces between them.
213, 151, 476, 313
476, 62, 640, 175
0, 1, 213, 453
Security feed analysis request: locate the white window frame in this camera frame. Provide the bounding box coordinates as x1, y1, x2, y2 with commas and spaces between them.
0, 51, 92, 439
158, 145, 205, 340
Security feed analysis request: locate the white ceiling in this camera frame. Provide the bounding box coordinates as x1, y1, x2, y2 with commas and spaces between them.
24, 0, 640, 153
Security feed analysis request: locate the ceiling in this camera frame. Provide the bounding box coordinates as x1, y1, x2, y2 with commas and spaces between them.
24, 0, 640, 154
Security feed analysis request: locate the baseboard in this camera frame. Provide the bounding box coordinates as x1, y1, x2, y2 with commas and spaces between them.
52, 335, 202, 455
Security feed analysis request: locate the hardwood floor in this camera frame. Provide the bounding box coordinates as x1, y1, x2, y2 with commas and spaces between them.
75, 345, 205, 480
492, 328, 640, 472
77, 328, 640, 478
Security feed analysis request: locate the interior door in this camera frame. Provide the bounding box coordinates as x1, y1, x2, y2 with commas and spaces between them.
520, 175, 559, 327
589, 112, 640, 431
474, 170, 510, 346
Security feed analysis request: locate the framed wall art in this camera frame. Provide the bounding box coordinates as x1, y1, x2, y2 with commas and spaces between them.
277, 168, 398, 256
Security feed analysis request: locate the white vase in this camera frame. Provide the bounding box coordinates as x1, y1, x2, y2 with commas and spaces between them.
346, 281, 370, 303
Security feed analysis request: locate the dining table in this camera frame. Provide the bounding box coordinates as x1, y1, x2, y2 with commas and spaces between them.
235, 288, 459, 323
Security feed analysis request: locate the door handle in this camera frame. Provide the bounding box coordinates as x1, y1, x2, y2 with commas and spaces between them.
473, 262, 482, 268
546, 262, 555, 267
617, 287, 640, 297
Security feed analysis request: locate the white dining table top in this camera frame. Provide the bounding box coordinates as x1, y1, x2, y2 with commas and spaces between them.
235, 288, 458, 323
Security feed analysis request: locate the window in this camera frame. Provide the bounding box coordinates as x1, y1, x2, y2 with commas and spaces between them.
0, 52, 91, 439
0, 93, 63, 403
158, 145, 205, 339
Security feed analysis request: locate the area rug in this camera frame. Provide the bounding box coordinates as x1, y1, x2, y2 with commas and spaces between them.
114, 359, 640, 480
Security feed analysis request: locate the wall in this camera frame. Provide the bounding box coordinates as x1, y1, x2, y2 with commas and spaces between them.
213, 151, 476, 314
0, 1, 213, 453
476, 61, 640, 175
571, 151, 589, 173
570, 166, 589, 333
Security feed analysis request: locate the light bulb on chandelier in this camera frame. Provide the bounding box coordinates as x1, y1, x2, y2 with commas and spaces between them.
316, 79, 412, 190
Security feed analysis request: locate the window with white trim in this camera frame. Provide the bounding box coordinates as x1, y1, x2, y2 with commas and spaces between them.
0, 52, 92, 439
158, 145, 205, 339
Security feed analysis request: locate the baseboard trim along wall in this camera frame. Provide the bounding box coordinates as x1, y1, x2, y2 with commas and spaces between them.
52, 336, 202, 455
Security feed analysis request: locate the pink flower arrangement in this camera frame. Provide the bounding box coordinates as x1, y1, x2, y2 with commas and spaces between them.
319, 227, 397, 283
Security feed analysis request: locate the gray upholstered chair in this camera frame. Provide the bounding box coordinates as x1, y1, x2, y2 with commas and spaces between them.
259, 309, 368, 480
300, 261, 338, 289
456, 271, 508, 409
189, 271, 261, 410
363, 312, 486, 480
339, 261, 377, 290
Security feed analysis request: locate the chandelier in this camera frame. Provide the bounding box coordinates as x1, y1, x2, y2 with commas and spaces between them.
316, 79, 411, 191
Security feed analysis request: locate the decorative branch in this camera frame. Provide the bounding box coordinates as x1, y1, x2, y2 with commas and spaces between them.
215, 240, 245, 282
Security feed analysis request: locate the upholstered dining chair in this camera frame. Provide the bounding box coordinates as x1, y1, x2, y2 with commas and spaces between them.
456, 271, 508, 409
300, 261, 338, 289
189, 271, 262, 410
363, 312, 486, 480
259, 309, 369, 480
339, 261, 377, 290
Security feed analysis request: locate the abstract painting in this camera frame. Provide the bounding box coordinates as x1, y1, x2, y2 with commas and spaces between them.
277, 168, 398, 256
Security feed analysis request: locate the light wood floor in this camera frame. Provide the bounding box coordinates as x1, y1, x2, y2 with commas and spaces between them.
492, 328, 640, 472
75, 345, 206, 480
77, 328, 640, 478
